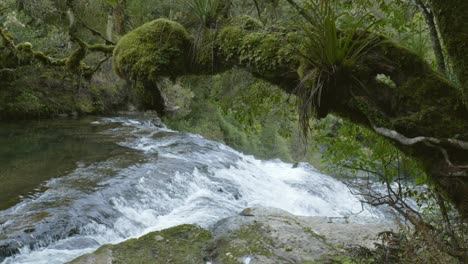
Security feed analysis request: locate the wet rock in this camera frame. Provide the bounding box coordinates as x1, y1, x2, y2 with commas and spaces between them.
0, 239, 20, 263
51, 237, 100, 250
0, 211, 87, 261
68, 224, 212, 264
239, 207, 254, 216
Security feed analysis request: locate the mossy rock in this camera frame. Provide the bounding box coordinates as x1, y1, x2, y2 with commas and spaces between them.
113, 19, 192, 81
68, 224, 212, 264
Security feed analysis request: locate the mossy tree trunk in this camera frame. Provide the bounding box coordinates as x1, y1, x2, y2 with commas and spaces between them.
429, 0, 468, 105
113, 14, 467, 217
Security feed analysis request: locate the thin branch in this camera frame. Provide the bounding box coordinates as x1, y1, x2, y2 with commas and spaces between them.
252, 0, 263, 23
84, 55, 111, 78
373, 126, 440, 145
373, 126, 468, 172
77, 17, 116, 45
284, 0, 314, 24
372, 126, 468, 150
0, 68, 15, 73
430, 143, 468, 170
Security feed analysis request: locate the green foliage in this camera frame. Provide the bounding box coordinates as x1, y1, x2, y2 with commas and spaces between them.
336, 0, 435, 66
176, 0, 220, 28
126, 0, 176, 27
218, 78, 295, 134
315, 116, 427, 185
102, 0, 118, 8
17, 0, 59, 23
8, 90, 44, 114
164, 70, 298, 161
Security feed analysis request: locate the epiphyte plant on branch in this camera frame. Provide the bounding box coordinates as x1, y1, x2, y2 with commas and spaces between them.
291, 0, 378, 136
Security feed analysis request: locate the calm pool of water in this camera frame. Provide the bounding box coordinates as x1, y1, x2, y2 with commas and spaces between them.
0, 117, 131, 210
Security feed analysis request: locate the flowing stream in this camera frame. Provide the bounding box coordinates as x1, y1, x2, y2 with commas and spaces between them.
0, 115, 383, 264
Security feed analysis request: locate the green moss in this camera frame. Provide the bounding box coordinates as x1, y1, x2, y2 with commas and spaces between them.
87, 43, 115, 53
224, 16, 263, 31
214, 222, 275, 264
352, 96, 392, 129
69, 224, 212, 264
65, 48, 87, 71
15, 42, 33, 51
217, 27, 296, 79
113, 19, 192, 81
302, 227, 334, 249
217, 27, 247, 62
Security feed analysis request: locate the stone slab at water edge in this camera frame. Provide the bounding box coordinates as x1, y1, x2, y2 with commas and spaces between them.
68, 207, 396, 264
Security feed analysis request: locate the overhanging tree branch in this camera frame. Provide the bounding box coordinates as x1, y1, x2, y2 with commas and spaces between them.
111, 17, 468, 217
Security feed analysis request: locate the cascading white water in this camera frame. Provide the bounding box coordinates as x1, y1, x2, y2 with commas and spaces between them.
0, 116, 383, 264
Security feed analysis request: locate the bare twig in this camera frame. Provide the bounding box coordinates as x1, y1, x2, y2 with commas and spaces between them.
252, 0, 263, 22
77, 17, 116, 45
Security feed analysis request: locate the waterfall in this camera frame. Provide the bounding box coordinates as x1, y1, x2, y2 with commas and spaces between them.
0, 116, 383, 264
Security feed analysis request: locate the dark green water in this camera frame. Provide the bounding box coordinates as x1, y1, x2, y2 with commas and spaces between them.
0, 117, 129, 210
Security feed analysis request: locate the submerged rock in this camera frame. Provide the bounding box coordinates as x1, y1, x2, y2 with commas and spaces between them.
0, 211, 83, 262
68, 207, 396, 263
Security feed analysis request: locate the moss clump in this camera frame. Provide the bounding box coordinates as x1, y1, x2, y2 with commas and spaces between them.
113, 19, 192, 81
15, 42, 33, 52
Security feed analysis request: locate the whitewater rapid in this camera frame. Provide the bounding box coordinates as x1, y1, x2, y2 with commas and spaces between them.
0, 116, 382, 264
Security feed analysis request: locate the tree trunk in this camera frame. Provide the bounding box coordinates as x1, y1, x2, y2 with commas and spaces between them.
429, 0, 468, 106
113, 0, 128, 35
414, 0, 446, 74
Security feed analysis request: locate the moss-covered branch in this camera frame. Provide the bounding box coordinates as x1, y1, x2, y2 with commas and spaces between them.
113, 18, 468, 217
0, 26, 115, 79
